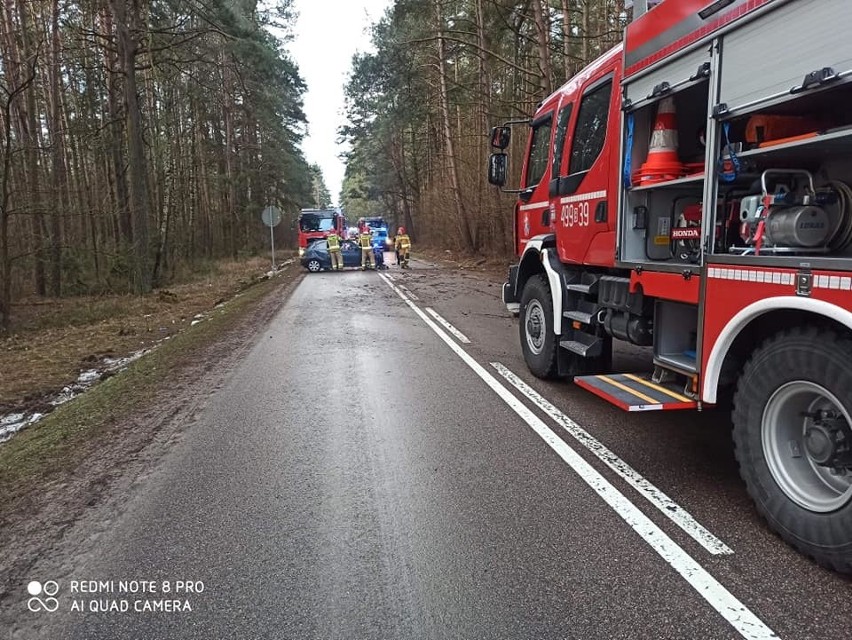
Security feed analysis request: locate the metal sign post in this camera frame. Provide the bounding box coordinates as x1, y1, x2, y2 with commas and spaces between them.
261, 206, 282, 270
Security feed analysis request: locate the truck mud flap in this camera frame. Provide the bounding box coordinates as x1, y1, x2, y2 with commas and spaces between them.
502, 265, 520, 304
575, 373, 697, 411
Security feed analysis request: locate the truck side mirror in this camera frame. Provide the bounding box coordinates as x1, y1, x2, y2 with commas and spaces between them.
488, 153, 508, 186
490, 126, 511, 149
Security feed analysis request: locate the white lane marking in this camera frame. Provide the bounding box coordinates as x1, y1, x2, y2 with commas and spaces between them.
425, 308, 471, 344
398, 284, 418, 300
385, 273, 396, 281
378, 272, 778, 640
491, 362, 732, 556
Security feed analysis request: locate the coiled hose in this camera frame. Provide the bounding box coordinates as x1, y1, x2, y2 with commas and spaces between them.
825, 180, 852, 252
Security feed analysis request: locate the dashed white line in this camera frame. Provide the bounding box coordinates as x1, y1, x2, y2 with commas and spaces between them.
491, 362, 733, 556
377, 271, 778, 640
425, 308, 471, 344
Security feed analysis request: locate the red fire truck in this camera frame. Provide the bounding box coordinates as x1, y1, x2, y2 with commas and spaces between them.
490, 0, 852, 572
297, 208, 347, 255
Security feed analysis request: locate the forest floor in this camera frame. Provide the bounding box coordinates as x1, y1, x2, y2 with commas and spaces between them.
1, 255, 295, 416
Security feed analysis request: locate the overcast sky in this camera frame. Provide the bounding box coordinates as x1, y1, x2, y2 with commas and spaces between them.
286, 0, 393, 205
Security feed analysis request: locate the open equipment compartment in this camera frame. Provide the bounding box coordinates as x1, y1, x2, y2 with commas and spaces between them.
654, 300, 699, 374
707, 0, 852, 262
618, 45, 713, 267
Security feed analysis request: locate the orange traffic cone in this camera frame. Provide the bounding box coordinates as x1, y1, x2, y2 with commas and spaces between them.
633, 97, 685, 186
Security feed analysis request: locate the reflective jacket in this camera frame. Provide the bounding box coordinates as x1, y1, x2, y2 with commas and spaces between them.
327, 233, 341, 251
358, 232, 372, 249
395, 234, 411, 250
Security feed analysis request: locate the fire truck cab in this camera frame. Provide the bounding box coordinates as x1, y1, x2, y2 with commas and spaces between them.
490, 0, 852, 572
297, 208, 347, 255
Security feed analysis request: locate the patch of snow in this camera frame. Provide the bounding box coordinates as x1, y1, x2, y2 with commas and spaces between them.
78, 369, 100, 383
0, 413, 43, 444
51, 386, 77, 406
0, 348, 152, 446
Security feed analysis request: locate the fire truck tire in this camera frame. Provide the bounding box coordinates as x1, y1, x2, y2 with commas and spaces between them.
519, 274, 558, 379
732, 327, 852, 573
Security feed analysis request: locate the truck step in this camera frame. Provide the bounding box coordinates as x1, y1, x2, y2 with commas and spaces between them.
560, 337, 602, 358
565, 283, 593, 295
566, 273, 601, 296
563, 310, 594, 325
574, 372, 697, 412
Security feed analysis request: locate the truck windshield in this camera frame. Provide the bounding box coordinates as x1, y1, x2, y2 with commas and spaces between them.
299, 215, 334, 232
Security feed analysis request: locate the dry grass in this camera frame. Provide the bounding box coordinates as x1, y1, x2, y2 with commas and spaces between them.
0, 264, 297, 534
1, 255, 288, 408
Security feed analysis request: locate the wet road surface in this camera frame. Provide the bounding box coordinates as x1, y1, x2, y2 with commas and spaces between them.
10, 260, 852, 639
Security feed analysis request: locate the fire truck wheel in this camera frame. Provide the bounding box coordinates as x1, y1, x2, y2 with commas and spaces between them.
519, 274, 558, 379
732, 326, 852, 573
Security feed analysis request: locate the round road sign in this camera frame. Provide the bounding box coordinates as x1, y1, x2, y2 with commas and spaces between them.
261, 206, 282, 227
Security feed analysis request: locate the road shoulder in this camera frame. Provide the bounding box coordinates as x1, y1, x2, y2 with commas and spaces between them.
0, 265, 303, 610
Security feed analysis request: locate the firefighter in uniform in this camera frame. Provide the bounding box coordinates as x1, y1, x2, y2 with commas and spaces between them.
359, 224, 375, 270
395, 226, 411, 268
326, 229, 343, 271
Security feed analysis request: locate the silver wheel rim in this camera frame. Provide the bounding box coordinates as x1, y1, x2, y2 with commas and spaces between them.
524, 300, 546, 356
762, 381, 852, 512
307, 260, 321, 272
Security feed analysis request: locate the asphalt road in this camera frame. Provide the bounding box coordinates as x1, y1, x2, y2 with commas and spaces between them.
11, 260, 852, 639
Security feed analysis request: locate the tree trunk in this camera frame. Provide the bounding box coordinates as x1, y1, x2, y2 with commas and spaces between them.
222, 52, 237, 259
15, 2, 47, 296
531, 0, 553, 97
561, 0, 573, 78
434, 0, 473, 252
102, 7, 132, 247
0, 97, 12, 329
48, 0, 65, 296
110, 0, 151, 293
0, 1, 37, 326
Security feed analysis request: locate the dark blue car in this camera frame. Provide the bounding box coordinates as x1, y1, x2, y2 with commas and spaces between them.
301, 240, 364, 272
